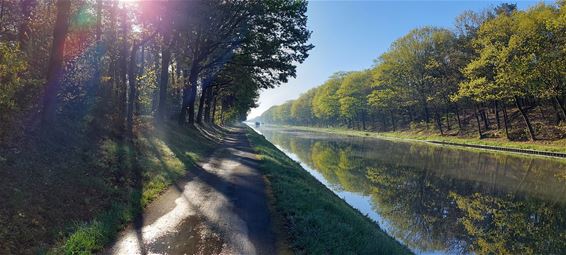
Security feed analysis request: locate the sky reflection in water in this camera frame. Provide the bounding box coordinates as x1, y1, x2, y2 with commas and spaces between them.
255, 125, 566, 255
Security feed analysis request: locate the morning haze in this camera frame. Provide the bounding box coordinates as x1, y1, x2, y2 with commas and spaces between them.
1, 0, 564, 254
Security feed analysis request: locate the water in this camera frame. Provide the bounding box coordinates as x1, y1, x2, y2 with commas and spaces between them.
253, 125, 566, 255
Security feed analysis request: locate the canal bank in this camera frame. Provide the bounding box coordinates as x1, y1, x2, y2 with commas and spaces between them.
253, 125, 566, 254
245, 126, 412, 254
274, 125, 566, 159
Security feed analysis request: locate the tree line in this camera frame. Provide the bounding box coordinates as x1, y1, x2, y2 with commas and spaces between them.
0, 0, 312, 141
256, 2, 566, 141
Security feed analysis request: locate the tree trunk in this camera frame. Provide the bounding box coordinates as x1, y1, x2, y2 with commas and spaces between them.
480, 108, 490, 130
423, 101, 430, 124
534, 99, 546, 120
179, 59, 199, 125
502, 102, 510, 139
116, 18, 129, 133
179, 69, 194, 124
474, 104, 483, 139
551, 101, 561, 125
445, 110, 451, 130
179, 87, 190, 124
514, 96, 536, 141
127, 42, 138, 137
157, 34, 171, 121
187, 82, 197, 125
494, 101, 501, 129
196, 86, 208, 124
434, 109, 444, 135
554, 96, 566, 121
204, 88, 213, 123
136, 44, 144, 115
42, 0, 71, 123
390, 110, 396, 131
107, 2, 117, 99
454, 103, 462, 132
408, 107, 414, 123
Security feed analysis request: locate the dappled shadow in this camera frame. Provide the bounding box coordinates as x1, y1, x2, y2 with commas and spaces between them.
128, 139, 149, 255
0, 121, 125, 253
144, 126, 276, 254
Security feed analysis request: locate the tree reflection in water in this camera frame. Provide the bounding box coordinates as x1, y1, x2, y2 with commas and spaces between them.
261, 127, 566, 254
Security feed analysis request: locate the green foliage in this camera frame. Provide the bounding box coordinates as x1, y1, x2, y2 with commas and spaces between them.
291, 89, 316, 124
0, 43, 27, 109
312, 74, 344, 121
0, 43, 41, 139
1, 0, 312, 253
257, 3, 566, 141
337, 70, 372, 120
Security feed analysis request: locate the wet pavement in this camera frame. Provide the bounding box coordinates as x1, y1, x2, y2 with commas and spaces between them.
105, 127, 276, 255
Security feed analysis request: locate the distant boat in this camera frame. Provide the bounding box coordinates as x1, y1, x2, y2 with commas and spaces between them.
255, 122, 261, 127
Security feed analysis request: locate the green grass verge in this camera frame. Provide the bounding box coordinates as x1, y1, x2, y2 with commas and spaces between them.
279, 125, 566, 154
245, 127, 412, 255
52, 124, 220, 254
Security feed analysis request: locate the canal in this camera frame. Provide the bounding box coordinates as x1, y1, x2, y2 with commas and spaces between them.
253, 125, 566, 255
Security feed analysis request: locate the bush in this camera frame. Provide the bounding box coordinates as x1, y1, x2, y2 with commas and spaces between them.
0, 43, 41, 141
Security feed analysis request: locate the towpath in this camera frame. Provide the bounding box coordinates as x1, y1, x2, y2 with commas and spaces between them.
105, 126, 277, 255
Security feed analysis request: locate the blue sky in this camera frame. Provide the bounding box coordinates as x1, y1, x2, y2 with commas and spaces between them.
248, 0, 545, 119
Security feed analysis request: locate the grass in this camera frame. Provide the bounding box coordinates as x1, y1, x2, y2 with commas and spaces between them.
245, 126, 412, 255
56, 123, 222, 254
0, 120, 220, 254
279, 125, 566, 154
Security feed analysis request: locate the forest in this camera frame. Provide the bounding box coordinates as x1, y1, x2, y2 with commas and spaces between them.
0, 0, 312, 253
0, 0, 311, 140
256, 2, 566, 141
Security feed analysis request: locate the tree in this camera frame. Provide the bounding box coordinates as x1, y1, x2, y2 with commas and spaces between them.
312, 73, 346, 126
458, 9, 536, 140
375, 27, 457, 133
337, 70, 372, 129
0, 43, 38, 138
176, 0, 312, 125
253, 2, 565, 142
42, 0, 72, 123
368, 88, 400, 131
291, 89, 316, 125
509, 4, 566, 121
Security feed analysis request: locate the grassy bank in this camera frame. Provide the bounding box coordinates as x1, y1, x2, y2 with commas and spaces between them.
245, 127, 411, 254
279, 125, 566, 154
0, 121, 221, 254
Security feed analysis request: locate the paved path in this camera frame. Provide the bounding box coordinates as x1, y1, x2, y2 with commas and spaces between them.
105, 127, 277, 255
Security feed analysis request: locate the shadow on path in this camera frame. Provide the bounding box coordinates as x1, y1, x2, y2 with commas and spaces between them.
105, 125, 276, 255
